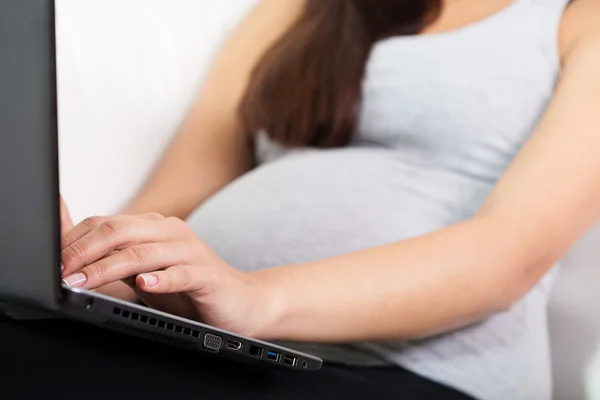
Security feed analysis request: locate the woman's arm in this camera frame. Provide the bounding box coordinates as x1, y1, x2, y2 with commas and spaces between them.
90, 0, 306, 301
123, 0, 304, 218
252, 33, 600, 343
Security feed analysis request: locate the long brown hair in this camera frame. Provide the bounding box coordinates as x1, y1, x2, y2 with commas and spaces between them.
239, 0, 441, 148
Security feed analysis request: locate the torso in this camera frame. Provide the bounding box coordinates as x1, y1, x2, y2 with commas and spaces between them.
187, 1, 598, 399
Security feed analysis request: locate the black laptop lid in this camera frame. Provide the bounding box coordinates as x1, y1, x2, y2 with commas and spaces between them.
0, 0, 62, 310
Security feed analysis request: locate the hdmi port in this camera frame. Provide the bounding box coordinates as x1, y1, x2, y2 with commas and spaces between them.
225, 339, 243, 351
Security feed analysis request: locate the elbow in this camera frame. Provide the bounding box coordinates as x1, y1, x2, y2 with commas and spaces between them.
467, 290, 519, 326
493, 276, 524, 313
479, 284, 515, 316
492, 294, 518, 314
488, 260, 554, 314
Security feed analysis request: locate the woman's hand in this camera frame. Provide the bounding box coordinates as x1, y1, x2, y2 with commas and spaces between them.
60, 214, 275, 337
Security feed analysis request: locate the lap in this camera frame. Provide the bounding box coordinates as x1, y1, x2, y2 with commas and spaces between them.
0, 314, 474, 399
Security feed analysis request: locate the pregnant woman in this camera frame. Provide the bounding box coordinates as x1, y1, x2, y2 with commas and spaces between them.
50, 0, 600, 399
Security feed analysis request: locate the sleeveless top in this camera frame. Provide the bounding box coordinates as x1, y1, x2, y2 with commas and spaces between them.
187, 1, 572, 398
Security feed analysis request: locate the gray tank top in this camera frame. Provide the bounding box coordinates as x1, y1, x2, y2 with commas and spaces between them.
187, 1, 572, 398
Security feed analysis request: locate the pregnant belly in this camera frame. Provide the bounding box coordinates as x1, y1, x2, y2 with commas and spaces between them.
187, 147, 490, 272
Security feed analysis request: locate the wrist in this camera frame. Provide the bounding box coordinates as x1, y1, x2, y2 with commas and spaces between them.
249, 267, 289, 340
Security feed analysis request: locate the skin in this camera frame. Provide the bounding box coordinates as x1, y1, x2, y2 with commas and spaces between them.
61, 0, 600, 342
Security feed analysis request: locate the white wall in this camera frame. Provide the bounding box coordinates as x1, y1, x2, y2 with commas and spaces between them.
55, 1, 600, 398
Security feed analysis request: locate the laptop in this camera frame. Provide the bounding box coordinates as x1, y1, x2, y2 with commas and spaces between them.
0, 0, 322, 372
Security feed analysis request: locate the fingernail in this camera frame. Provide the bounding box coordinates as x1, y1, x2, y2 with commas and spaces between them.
62, 273, 87, 288
140, 274, 158, 287
61, 263, 65, 273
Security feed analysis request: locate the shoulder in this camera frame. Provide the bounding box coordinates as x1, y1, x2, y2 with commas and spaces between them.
559, 0, 600, 63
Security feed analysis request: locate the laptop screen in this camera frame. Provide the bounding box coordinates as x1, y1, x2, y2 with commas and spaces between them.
0, 0, 62, 309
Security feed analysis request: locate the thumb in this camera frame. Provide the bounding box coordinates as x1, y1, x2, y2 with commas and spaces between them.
60, 195, 74, 233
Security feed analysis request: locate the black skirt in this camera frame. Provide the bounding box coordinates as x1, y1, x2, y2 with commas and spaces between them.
0, 314, 475, 399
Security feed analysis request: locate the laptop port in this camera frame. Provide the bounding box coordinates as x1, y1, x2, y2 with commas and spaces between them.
249, 345, 263, 358
266, 351, 280, 362
283, 355, 297, 367
301, 361, 308, 369
203, 333, 223, 351
225, 339, 242, 351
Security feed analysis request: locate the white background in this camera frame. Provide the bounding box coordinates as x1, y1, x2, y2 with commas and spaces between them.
55, 1, 599, 398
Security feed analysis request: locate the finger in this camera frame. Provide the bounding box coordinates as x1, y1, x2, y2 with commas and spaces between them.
60, 195, 74, 233
136, 265, 207, 295
61, 215, 106, 251
61, 213, 164, 250
61, 216, 174, 275
62, 242, 194, 290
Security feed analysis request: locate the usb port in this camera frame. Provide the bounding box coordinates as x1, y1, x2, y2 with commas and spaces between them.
266, 351, 280, 362
283, 355, 297, 367
225, 339, 243, 351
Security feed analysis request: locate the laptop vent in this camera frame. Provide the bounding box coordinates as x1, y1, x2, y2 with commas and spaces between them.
108, 307, 200, 347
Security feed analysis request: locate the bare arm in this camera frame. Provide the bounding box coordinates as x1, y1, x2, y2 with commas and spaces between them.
124, 0, 304, 218
253, 33, 600, 343
99, 0, 305, 301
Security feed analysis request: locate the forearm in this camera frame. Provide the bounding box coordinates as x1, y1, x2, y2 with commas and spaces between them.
254, 216, 542, 343
123, 120, 253, 219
